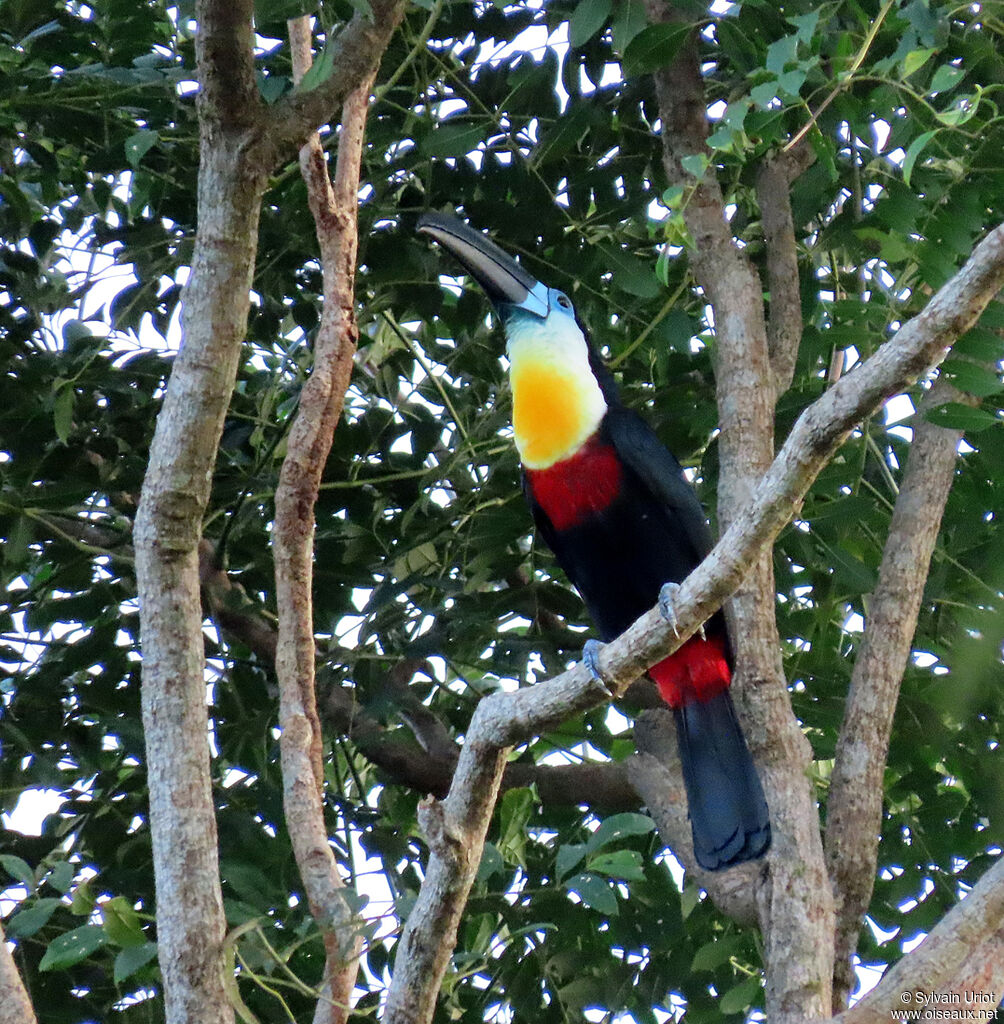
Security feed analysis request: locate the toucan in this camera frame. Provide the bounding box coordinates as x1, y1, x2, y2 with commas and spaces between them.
417, 212, 770, 872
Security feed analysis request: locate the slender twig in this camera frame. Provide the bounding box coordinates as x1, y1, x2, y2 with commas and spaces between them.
756, 145, 815, 396
372, 0, 444, 104
272, 16, 379, 1024
784, 0, 897, 154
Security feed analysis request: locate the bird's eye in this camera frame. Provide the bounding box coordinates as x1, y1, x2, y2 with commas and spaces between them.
556, 294, 572, 309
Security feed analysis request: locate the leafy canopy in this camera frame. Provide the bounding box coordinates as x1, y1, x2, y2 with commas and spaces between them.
1, 0, 1003, 1021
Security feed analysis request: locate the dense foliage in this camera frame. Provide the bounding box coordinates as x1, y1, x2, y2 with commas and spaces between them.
1, 0, 1002, 1021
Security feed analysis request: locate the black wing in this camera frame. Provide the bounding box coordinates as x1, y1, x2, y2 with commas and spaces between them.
603, 404, 715, 566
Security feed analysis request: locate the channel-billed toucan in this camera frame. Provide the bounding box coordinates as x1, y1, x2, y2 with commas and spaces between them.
417, 212, 770, 871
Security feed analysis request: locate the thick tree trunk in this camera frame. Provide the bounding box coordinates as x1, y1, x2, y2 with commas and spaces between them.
135, 130, 268, 1024
0, 923, 37, 1024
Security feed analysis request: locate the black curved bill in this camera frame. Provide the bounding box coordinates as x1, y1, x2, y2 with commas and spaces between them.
416, 212, 549, 318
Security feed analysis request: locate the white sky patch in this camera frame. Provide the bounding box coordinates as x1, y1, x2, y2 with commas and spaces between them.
843, 611, 864, 634
885, 393, 915, 441
3, 788, 66, 836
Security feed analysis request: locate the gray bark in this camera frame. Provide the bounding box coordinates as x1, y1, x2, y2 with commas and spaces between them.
825, 381, 976, 1007
827, 854, 1004, 1024
273, 18, 381, 1023
133, 2, 405, 1020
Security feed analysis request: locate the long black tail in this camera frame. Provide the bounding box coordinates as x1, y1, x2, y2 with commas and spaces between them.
673, 690, 771, 871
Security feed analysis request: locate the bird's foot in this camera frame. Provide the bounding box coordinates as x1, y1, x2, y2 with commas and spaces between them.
658, 581, 706, 641
658, 582, 682, 638
582, 639, 616, 695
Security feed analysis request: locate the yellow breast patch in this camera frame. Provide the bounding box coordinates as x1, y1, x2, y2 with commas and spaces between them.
509, 350, 607, 469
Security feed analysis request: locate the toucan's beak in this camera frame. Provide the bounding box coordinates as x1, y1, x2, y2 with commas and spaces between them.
417, 212, 550, 320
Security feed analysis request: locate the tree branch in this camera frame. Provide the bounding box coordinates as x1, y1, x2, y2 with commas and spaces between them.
757, 144, 815, 398
825, 854, 1004, 1024
272, 18, 379, 1023
645, 4, 835, 1017
320, 674, 642, 809
825, 380, 977, 1009
0, 921, 36, 1024
199, 539, 278, 663
254, 1, 406, 167
382, 224, 1004, 1024
195, 0, 259, 132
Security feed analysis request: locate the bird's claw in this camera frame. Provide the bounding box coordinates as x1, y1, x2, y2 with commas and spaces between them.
658, 581, 682, 638
582, 639, 616, 695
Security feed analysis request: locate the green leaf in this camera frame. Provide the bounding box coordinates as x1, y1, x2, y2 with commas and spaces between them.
978, 300, 1004, 330
691, 933, 744, 971
1, 855, 36, 889
60, 319, 93, 349
622, 22, 691, 77
902, 129, 937, 187
45, 861, 75, 895
564, 872, 619, 915
296, 44, 335, 93
611, 0, 647, 53
497, 786, 535, 867
765, 33, 798, 74
53, 383, 74, 444
587, 849, 645, 881
830, 546, 877, 594
607, 252, 661, 299
900, 47, 936, 79
102, 896, 147, 947
706, 126, 736, 152
853, 227, 911, 263
475, 841, 504, 883
935, 88, 982, 126
929, 63, 965, 95
954, 327, 1004, 363
751, 80, 779, 109
70, 881, 95, 916
257, 72, 289, 104
586, 812, 655, 853
254, 0, 314, 22
940, 359, 1004, 397
680, 152, 709, 179
5, 898, 63, 939
927, 400, 999, 431
124, 130, 158, 168
787, 10, 820, 43
680, 883, 701, 919
776, 67, 807, 97
113, 943, 158, 984
719, 974, 762, 1015
39, 924, 108, 971
569, 0, 611, 49
556, 842, 587, 881
421, 121, 486, 159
